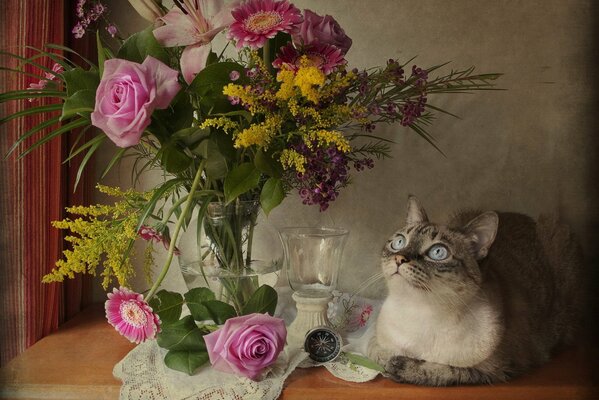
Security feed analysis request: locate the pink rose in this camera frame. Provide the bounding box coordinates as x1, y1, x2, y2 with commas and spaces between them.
204, 313, 287, 380
91, 56, 181, 148
292, 9, 352, 55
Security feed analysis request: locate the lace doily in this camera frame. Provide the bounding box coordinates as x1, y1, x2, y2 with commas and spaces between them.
113, 292, 382, 400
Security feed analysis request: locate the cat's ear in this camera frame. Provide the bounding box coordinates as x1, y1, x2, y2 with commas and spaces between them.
406, 195, 429, 225
464, 212, 499, 259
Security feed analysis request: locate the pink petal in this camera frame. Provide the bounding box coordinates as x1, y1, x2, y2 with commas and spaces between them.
180, 44, 211, 84
141, 56, 181, 109
153, 8, 198, 47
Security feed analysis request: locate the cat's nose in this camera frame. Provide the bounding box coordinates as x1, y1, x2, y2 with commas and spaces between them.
395, 255, 408, 265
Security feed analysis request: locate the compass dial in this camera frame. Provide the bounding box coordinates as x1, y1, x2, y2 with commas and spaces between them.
304, 326, 342, 363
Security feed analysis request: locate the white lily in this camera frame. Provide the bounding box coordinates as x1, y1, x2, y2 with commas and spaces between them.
153, 0, 234, 84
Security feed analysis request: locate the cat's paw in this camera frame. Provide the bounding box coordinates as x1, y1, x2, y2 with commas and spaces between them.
385, 355, 426, 384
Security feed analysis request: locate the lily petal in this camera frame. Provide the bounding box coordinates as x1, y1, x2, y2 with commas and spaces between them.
153, 8, 198, 47
181, 43, 212, 84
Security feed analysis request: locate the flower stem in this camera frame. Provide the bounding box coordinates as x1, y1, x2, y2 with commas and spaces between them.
145, 162, 205, 302
263, 40, 271, 73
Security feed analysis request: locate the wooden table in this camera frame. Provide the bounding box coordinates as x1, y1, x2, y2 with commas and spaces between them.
0, 305, 596, 399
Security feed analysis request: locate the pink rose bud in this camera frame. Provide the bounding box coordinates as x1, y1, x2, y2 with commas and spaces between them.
91, 57, 181, 147
292, 9, 352, 55
204, 313, 287, 380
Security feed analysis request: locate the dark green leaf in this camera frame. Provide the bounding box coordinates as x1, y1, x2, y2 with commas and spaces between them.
260, 177, 284, 216
156, 316, 206, 351
190, 62, 247, 114
255, 149, 282, 178
224, 163, 261, 204
184, 287, 216, 321
172, 127, 210, 147
62, 69, 100, 97
117, 26, 169, 64
61, 89, 95, 120
18, 118, 89, 159
148, 290, 184, 324
74, 136, 102, 190
193, 139, 228, 180
100, 147, 127, 179
160, 143, 192, 173
203, 300, 236, 324
241, 284, 278, 316
164, 350, 210, 375
96, 31, 106, 77
206, 51, 219, 66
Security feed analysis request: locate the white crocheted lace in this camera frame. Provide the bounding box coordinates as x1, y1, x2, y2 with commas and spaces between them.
113, 293, 382, 400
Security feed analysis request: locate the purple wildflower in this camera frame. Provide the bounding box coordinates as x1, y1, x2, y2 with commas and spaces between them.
106, 24, 117, 37
229, 70, 240, 81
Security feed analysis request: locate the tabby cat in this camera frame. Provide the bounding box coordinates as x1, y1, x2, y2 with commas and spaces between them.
368, 196, 583, 385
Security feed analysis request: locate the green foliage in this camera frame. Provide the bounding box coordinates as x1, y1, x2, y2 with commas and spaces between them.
61, 89, 95, 120
224, 163, 261, 204
62, 69, 100, 96
155, 285, 279, 375
260, 177, 285, 216
190, 62, 247, 114
241, 285, 278, 316
164, 350, 210, 375
344, 352, 386, 373
117, 26, 169, 64
148, 290, 184, 324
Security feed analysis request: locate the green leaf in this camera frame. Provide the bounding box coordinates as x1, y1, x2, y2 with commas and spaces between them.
156, 316, 206, 351
0, 103, 62, 125
62, 69, 100, 97
152, 91, 194, 134
190, 62, 247, 114
255, 149, 282, 178
223, 163, 261, 204
148, 290, 184, 324
164, 350, 210, 375
344, 352, 386, 373
160, 143, 192, 173
260, 177, 284, 216
116, 26, 169, 64
241, 284, 278, 316
206, 51, 219, 66
203, 300, 236, 324
172, 127, 210, 147
184, 287, 216, 321
96, 31, 106, 77
61, 89, 95, 120
193, 139, 228, 180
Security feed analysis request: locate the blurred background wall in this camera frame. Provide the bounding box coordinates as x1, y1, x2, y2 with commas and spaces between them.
96, 0, 599, 299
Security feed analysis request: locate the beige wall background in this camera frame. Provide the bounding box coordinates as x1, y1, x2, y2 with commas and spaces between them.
96, 0, 598, 299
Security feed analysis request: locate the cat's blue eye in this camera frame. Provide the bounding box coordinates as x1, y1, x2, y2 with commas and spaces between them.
427, 244, 449, 260
389, 234, 407, 251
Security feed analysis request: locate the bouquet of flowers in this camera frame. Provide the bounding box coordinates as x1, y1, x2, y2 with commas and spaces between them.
1, 0, 499, 378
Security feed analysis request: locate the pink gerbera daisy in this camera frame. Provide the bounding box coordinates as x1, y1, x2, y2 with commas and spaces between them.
105, 287, 161, 344
273, 42, 346, 75
228, 0, 303, 50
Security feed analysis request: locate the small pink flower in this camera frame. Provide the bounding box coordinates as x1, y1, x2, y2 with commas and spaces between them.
72, 22, 86, 38
44, 63, 64, 81
355, 304, 373, 328
204, 313, 286, 380
105, 287, 161, 343
228, 0, 303, 50
139, 225, 181, 255
28, 80, 48, 91
229, 70, 240, 81
106, 24, 118, 38
273, 42, 346, 75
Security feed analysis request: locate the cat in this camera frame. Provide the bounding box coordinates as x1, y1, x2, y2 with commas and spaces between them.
368, 195, 584, 386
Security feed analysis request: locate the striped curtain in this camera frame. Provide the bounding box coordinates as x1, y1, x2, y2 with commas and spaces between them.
0, 0, 93, 366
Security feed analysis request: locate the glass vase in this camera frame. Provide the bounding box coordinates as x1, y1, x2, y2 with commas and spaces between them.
178, 200, 280, 314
